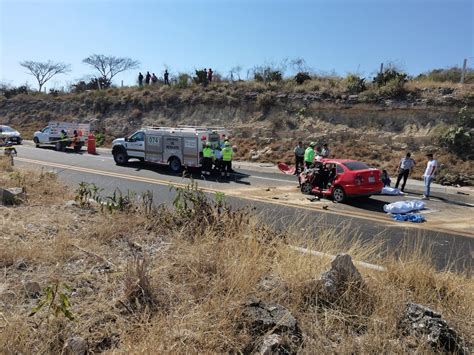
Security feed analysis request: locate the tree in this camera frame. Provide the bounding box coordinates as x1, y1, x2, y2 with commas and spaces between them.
19, 60, 71, 92
83, 54, 139, 86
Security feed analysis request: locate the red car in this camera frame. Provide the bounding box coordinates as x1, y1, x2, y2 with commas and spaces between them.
299, 159, 383, 202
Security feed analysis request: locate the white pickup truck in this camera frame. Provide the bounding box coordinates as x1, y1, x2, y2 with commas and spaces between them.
34, 122, 90, 152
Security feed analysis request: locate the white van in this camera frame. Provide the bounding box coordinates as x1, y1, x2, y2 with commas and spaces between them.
112, 125, 227, 172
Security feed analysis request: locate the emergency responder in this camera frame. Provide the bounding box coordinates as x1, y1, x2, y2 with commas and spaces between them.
221, 141, 233, 178
201, 141, 214, 176
59, 129, 68, 151
304, 142, 316, 169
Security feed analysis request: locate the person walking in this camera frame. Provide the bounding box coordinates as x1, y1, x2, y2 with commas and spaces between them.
395, 152, 415, 192
164, 70, 170, 85
145, 71, 151, 85
304, 142, 316, 169
293, 141, 305, 174
422, 153, 437, 200
221, 141, 234, 178
138, 72, 144, 86
201, 141, 214, 176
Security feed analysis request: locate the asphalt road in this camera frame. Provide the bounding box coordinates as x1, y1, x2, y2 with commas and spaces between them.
12, 143, 474, 272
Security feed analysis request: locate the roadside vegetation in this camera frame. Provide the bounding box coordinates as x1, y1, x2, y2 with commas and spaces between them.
0, 165, 472, 353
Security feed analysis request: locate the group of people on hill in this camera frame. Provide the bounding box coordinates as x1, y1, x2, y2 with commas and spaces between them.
138, 70, 170, 86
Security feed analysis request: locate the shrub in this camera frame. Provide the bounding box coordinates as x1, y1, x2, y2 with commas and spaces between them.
377, 77, 406, 98
345, 74, 366, 94
95, 132, 106, 147
294, 72, 311, 85
0, 85, 28, 98
440, 106, 474, 159
253, 66, 283, 82
373, 68, 407, 87
177, 73, 191, 88
416, 67, 474, 84
194, 70, 208, 86
71, 77, 111, 93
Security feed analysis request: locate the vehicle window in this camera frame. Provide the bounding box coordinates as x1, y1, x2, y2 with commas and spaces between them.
42, 127, 50, 134
336, 164, 344, 174
1, 126, 14, 133
129, 132, 145, 142
342, 161, 370, 171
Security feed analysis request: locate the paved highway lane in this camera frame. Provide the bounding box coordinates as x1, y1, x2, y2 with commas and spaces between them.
12, 144, 474, 271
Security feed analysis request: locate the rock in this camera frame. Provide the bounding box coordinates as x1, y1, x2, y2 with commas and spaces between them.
62, 336, 88, 355
16, 261, 28, 271
24, 281, 41, 298
348, 95, 359, 102
399, 303, 467, 353
242, 298, 300, 337
243, 298, 302, 354
0, 187, 25, 205
318, 253, 364, 301
64, 200, 78, 208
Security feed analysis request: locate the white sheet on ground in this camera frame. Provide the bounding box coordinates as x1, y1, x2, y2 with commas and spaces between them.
383, 200, 425, 214
381, 186, 404, 195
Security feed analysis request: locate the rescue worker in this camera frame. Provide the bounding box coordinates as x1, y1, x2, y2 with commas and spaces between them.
221, 141, 233, 178
304, 142, 316, 169
201, 141, 214, 176
59, 130, 68, 151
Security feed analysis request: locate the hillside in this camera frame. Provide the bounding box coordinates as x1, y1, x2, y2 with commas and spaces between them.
1, 79, 473, 185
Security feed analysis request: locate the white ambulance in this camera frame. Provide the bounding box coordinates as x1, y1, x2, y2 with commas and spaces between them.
111, 126, 228, 172
33, 122, 90, 151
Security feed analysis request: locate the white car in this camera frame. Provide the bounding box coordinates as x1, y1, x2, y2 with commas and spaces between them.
0, 125, 22, 144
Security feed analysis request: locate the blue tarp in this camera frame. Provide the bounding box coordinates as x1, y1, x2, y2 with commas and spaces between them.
392, 213, 426, 223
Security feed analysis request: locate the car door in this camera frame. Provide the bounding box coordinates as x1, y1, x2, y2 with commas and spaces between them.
126, 131, 145, 158
38, 127, 50, 143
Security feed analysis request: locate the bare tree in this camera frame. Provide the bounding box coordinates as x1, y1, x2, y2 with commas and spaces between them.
19, 60, 71, 92
83, 54, 139, 86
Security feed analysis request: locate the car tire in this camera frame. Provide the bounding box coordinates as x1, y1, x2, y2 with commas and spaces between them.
332, 186, 346, 203
33, 137, 40, 148
300, 182, 313, 195
169, 157, 182, 173
113, 150, 129, 165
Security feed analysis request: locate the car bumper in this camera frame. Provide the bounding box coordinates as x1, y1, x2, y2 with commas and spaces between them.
7, 136, 22, 144
344, 183, 383, 196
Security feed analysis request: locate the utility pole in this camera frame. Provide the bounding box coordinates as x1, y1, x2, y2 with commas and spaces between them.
379, 63, 384, 74
460, 58, 467, 84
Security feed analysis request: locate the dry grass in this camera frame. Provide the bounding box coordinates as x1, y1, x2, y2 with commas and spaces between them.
0, 167, 473, 353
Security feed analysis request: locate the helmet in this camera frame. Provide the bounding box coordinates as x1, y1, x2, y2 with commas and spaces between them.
224, 141, 230, 147
309, 142, 316, 147
205, 142, 211, 147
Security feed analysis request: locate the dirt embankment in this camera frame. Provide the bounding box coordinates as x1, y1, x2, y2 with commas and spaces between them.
0, 83, 473, 184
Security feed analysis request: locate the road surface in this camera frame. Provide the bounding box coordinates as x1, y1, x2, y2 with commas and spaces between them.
12, 143, 474, 271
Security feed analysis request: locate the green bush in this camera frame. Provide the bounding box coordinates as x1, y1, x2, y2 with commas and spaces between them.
254, 67, 282, 82
71, 77, 111, 93
440, 106, 474, 159
416, 67, 474, 84
194, 70, 208, 86
95, 132, 106, 147
0, 85, 28, 98
373, 68, 407, 87
294, 72, 311, 85
345, 74, 366, 94
377, 77, 406, 98
177, 73, 191, 88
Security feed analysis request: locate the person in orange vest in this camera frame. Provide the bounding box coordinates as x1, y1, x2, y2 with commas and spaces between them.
221, 141, 234, 178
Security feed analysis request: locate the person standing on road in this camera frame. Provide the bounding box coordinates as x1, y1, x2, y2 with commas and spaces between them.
422, 153, 437, 200
201, 141, 214, 176
395, 152, 415, 192
294, 141, 305, 175
304, 142, 316, 169
221, 141, 234, 178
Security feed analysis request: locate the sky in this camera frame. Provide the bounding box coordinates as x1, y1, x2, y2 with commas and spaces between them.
0, 0, 473, 90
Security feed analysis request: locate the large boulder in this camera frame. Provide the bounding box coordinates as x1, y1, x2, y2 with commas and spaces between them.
399, 303, 468, 353
242, 298, 301, 354
318, 253, 365, 301
0, 187, 25, 205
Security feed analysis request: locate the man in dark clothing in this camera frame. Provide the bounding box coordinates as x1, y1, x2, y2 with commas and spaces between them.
395, 152, 415, 192
138, 72, 144, 86
151, 73, 158, 84
293, 141, 305, 174
145, 71, 151, 85
208, 68, 213, 82
164, 70, 170, 85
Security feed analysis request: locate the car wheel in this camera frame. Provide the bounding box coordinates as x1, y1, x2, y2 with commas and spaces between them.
33, 137, 39, 148
113, 150, 129, 165
300, 182, 313, 195
169, 157, 182, 173
332, 186, 346, 203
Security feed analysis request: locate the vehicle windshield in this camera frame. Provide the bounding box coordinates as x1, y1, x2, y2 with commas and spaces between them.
0, 126, 15, 133
342, 161, 371, 171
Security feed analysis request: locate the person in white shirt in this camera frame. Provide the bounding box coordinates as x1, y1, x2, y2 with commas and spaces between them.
422, 153, 437, 200
321, 143, 331, 158
395, 152, 415, 192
